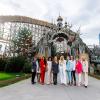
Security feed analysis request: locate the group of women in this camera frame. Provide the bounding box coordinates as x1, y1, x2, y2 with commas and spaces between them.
31, 55, 89, 88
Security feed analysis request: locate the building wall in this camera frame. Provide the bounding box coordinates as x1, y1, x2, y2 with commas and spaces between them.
99, 33, 100, 45
0, 40, 9, 56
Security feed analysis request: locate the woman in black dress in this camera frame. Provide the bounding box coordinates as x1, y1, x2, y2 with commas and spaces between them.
52, 56, 59, 85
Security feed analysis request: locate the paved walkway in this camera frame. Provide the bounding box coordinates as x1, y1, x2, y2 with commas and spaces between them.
0, 77, 100, 100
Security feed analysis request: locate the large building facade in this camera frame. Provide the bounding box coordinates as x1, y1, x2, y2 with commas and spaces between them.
0, 15, 88, 58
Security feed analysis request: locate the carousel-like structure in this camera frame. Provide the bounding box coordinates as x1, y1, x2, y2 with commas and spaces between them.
37, 15, 88, 57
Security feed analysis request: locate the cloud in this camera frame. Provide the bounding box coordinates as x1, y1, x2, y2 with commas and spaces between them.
0, 0, 100, 45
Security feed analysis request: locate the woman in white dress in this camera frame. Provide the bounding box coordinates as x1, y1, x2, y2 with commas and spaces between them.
59, 56, 67, 85
46, 57, 52, 84
81, 57, 89, 88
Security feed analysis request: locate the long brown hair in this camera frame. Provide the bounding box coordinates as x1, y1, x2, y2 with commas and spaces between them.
53, 56, 58, 63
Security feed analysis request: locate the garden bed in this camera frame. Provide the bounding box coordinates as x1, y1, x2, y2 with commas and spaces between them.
89, 74, 100, 80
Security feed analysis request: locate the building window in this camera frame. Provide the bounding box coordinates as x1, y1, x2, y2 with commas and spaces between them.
0, 44, 2, 51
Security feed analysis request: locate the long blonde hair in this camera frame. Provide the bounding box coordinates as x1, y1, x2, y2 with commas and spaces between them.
59, 56, 64, 63
80, 53, 89, 61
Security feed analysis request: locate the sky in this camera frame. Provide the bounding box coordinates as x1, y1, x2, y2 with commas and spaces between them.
0, 0, 100, 45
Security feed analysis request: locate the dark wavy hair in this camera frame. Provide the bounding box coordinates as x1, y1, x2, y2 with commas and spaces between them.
43, 56, 47, 65
48, 56, 52, 61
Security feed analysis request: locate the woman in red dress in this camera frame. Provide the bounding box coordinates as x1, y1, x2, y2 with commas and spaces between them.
40, 56, 47, 85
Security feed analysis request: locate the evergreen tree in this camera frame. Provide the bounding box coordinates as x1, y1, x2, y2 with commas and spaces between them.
12, 27, 32, 57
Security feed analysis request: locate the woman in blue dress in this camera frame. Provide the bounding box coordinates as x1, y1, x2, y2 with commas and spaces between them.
66, 56, 72, 85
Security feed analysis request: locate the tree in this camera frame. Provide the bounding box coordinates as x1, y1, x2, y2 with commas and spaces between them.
12, 27, 32, 57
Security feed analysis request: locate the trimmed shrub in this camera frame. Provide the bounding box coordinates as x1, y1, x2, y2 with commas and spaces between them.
0, 58, 7, 71
5, 56, 26, 73
23, 60, 32, 73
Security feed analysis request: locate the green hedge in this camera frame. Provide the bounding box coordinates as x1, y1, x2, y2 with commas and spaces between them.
0, 58, 7, 71
0, 56, 32, 73
5, 56, 26, 73
23, 60, 32, 73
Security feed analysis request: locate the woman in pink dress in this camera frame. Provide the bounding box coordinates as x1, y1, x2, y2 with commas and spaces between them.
75, 57, 83, 86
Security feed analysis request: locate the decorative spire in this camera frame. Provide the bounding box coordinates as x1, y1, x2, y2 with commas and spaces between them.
65, 21, 67, 28
57, 15, 63, 21
57, 14, 63, 30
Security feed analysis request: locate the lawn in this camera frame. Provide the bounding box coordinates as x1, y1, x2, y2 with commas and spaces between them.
0, 72, 24, 81
0, 72, 31, 87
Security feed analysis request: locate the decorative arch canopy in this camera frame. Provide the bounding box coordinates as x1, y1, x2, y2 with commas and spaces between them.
52, 33, 68, 41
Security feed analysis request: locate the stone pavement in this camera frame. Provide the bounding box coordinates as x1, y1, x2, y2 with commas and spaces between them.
0, 77, 100, 100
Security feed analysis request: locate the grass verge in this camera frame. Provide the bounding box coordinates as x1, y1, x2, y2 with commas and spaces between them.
0, 73, 31, 87
0, 72, 24, 81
